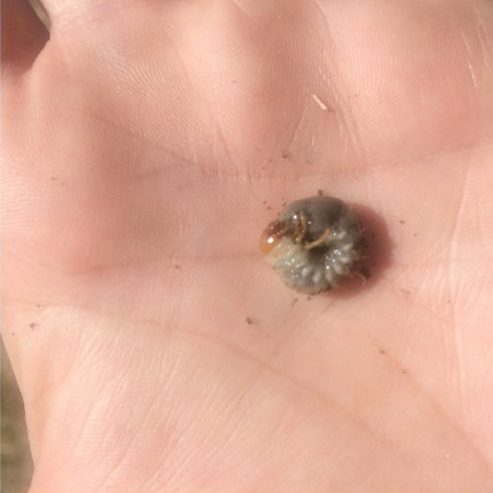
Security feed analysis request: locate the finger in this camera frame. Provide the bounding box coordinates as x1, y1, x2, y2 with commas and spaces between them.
1, 0, 49, 79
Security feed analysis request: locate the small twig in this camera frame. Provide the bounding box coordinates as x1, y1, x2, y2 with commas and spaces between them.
312, 94, 328, 111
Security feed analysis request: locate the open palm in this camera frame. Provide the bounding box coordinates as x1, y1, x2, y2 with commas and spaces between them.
3, 1, 493, 491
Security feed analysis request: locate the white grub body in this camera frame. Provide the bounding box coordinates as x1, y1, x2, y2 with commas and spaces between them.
262, 197, 364, 294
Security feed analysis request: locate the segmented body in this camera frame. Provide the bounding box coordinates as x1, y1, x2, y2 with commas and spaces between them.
261, 196, 364, 294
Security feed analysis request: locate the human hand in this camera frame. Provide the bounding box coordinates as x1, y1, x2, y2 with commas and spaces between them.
2, 1, 493, 491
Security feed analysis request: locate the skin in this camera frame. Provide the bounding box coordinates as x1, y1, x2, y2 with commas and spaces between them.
2, 0, 493, 491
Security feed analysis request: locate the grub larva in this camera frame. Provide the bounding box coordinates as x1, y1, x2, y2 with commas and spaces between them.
260, 196, 365, 294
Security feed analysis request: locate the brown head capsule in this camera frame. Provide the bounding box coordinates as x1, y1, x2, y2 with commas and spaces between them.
260, 196, 365, 294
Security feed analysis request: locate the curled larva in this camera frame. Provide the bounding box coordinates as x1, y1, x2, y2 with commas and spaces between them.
260, 196, 365, 294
